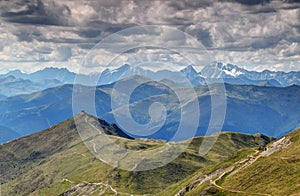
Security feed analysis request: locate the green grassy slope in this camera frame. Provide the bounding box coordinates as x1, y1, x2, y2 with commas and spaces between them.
172, 128, 300, 196
0, 113, 273, 196
220, 128, 300, 195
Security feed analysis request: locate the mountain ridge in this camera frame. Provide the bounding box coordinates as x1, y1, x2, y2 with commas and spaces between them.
0, 112, 274, 195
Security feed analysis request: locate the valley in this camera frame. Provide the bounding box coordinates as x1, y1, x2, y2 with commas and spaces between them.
0, 77, 299, 143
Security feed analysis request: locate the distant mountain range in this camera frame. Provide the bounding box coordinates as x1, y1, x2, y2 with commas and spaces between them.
0, 63, 299, 97
91, 62, 300, 87
0, 75, 62, 97
0, 63, 299, 143
0, 68, 90, 97
0, 125, 20, 144
201, 62, 300, 87
0, 76, 299, 144
0, 68, 76, 84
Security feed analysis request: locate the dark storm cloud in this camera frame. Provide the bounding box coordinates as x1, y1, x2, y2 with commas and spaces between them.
35, 46, 52, 54
13, 29, 34, 42
1, 0, 72, 26
167, 0, 213, 10
164, 17, 193, 26
12, 26, 42, 42
247, 6, 277, 14
167, 0, 273, 8
78, 43, 96, 50
250, 36, 281, 49
77, 29, 102, 38
83, 21, 135, 36
284, 0, 300, 3
218, 0, 271, 5
184, 27, 213, 47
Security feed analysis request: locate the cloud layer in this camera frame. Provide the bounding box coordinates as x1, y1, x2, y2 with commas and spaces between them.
0, 0, 299, 73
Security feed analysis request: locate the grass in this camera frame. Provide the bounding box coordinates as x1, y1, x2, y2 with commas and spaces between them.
173, 128, 300, 196
160, 148, 258, 196
0, 113, 274, 195
219, 129, 300, 195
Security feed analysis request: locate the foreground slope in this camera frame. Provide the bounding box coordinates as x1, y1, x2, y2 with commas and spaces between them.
0, 113, 272, 195
169, 128, 300, 196
219, 128, 300, 195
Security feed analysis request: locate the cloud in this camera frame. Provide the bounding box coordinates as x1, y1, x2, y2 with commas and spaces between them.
1, 0, 72, 26
0, 0, 299, 73
219, 0, 271, 6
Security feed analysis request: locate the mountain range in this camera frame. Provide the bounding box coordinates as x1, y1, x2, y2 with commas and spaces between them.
0, 63, 299, 97
0, 68, 90, 97
0, 112, 299, 195
0, 63, 299, 144
0, 68, 76, 84
0, 76, 299, 144
79, 62, 300, 87
201, 62, 300, 87
0, 75, 62, 97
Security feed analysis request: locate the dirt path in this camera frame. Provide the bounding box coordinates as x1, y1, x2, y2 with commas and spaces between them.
60, 179, 136, 196
210, 167, 270, 196
209, 137, 291, 196
176, 136, 291, 196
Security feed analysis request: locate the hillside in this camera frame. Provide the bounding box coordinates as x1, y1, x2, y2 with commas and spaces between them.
0, 113, 273, 195
166, 128, 300, 196
219, 128, 300, 195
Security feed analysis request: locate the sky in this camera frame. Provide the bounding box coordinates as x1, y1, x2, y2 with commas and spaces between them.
0, 0, 299, 74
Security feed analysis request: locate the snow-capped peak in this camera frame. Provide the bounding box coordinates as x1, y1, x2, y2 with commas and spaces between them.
222, 68, 244, 77
218, 63, 245, 77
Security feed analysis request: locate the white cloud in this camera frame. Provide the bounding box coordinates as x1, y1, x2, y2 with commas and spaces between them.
0, 0, 299, 73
